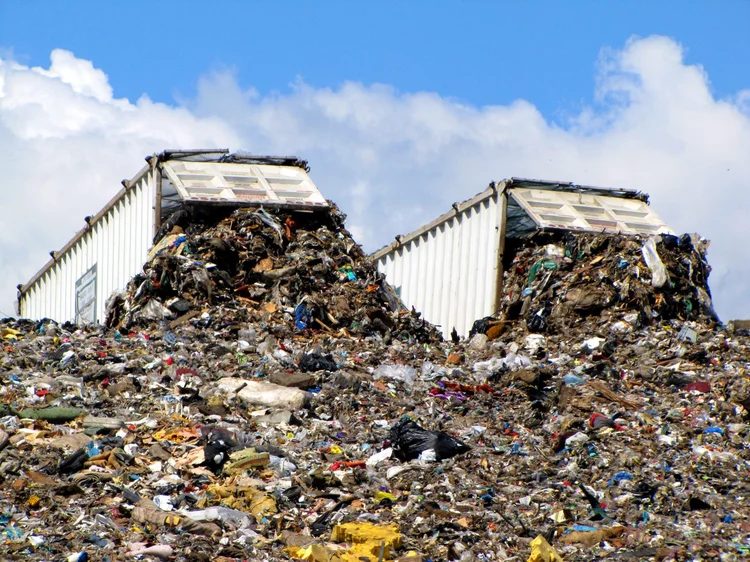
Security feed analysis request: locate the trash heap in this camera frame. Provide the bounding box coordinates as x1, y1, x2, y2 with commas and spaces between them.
2, 213, 750, 561
483, 231, 719, 339
105, 204, 440, 345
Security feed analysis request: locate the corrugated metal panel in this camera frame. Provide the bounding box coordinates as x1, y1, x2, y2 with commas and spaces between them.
509, 188, 673, 235
375, 191, 503, 339
162, 161, 329, 209
19, 167, 158, 323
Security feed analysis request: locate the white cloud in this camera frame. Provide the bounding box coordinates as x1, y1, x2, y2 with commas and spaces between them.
1, 37, 748, 321
0, 49, 241, 318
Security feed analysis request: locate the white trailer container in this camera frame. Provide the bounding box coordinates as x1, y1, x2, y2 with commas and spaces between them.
372, 178, 673, 339
18, 150, 328, 324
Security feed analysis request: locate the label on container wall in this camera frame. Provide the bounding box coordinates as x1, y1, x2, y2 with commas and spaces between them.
75, 264, 97, 324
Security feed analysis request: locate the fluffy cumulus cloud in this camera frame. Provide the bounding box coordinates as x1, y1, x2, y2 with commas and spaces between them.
0, 50, 241, 318
1, 37, 749, 322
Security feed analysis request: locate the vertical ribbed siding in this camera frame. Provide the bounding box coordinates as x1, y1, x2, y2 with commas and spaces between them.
20, 169, 158, 324
375, 192, 503, 339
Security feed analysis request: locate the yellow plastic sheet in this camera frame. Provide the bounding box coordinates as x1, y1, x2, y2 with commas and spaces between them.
152, 427, 200, 443
202, 484, 277, 522
1, 328, 22, 341
527, 535, 563, 562
285, 523, 403, 562
285, 544, 345, 562
374, 491, 398, 504
332, 522, 402, 561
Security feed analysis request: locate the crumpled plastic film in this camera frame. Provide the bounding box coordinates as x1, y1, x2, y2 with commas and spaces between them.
527, 535, 563, 562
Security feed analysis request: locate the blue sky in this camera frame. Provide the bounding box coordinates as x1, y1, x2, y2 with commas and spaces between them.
0, 2, 749, 321
2, 1, 749, 116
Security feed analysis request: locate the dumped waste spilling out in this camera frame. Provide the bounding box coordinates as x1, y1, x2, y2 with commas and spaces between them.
2, 198, 750, 562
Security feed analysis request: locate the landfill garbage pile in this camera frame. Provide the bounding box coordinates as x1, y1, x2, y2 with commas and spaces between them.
3, 218, 750, 561
105, 204, 441, 345
475, 231, 719, 340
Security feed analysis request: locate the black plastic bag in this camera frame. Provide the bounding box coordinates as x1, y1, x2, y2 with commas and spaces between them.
678, 233, 694, 252
59, 447, 88, 474
299, 352, 337, 372
564, 232, 579, 258
527, 301, 553, 333
389, 419, 470, 461
201, 432, 237, 473
469, 317, 491, 338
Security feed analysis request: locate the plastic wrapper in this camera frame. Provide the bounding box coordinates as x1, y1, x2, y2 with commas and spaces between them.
373, 364, 417, 387
216, 378, 312, 410
389, 419, 470, 461
642, 236, 669, 288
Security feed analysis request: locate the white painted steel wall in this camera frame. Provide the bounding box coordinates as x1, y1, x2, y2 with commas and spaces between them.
20, 167, 158, 323
375, 192, 503, 339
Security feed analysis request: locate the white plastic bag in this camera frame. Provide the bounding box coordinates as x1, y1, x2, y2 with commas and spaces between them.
642, 237, 669, 288
216, 378, 311, 410
373, 364, 417, 387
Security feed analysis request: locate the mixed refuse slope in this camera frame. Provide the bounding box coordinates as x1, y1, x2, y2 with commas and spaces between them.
1, 204, 748, 561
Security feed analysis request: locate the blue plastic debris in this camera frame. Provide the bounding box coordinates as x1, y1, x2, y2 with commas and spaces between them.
563, 374, 586, 386
295, 303, 312, 330
86, 535, 110, 547
4, 525, 24, 541
338, 266, 357, 281
86, 441, 101, 458
608, 471, 634, 486
480, 488, 496, 504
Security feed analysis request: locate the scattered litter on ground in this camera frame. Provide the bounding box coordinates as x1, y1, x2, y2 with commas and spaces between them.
2, 209, 749, 561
